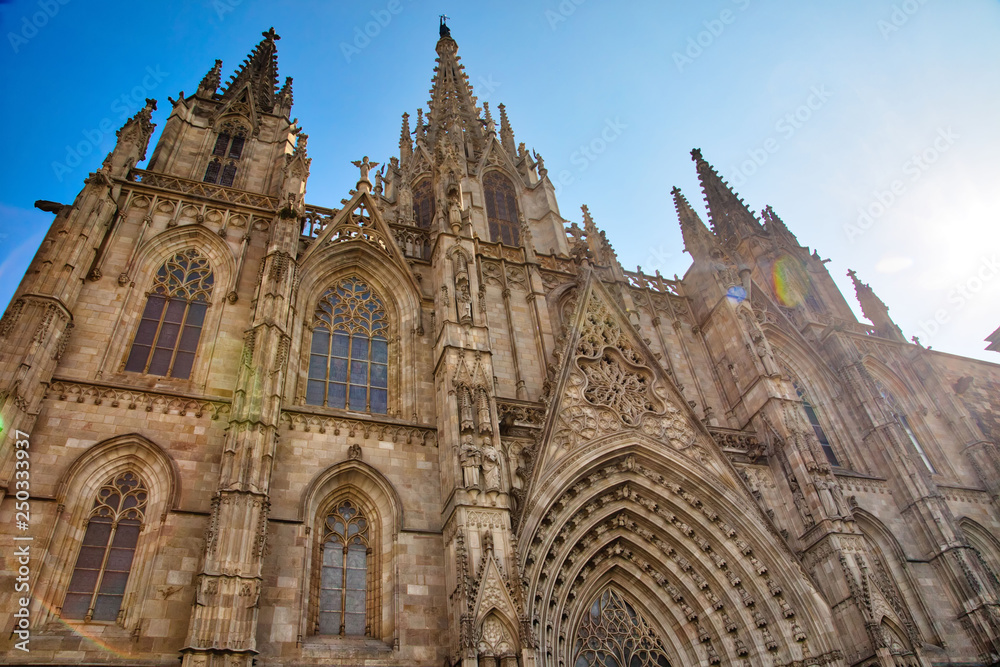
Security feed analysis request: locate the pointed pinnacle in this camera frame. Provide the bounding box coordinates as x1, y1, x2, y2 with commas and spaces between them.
198, 59, 222, 95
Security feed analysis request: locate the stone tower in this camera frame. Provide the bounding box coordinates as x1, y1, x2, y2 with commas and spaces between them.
2, 22, 1000, 667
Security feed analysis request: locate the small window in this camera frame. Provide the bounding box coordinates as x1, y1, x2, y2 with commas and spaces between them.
63, 472, 148, 622
220, 162, 237, 187
203, 159, 222, 184
412, 179, 435, 229
484, 171, 520, 246
204, 124, 246, 185
124, 249, 214, 379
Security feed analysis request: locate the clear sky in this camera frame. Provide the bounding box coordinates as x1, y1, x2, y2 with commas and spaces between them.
1, 0, 998, 362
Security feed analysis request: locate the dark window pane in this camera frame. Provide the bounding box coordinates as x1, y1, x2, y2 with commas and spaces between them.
112, 523, 140, 548
61, 593, 91, 619
142, 295, 166, 318
186, 302, 207, 327
82, 521, 112, 546
306, 380, 325, 405
331, 333, 349, 357
371, 389, 387, 414
309, 354, 328, 379
156, 322, 181, 349
213, 133, 230, 156
330, 357, 348, 383
105, 547, 136, 571
350, 361, 368, 381
164, 299, 186, 323
349, 385, 367, 411
92, 594, 122, 621
98, 571, 130, 596
67, 566, 100, 593
370, 364, 387, 388
328, 383, 346, 408
228, 135, 245, 159
148, 348, 172, 376
178, 325, 202, 353
220, 163, 237, 187
204, 160, 221, 183
371, 339, 388, 363
311, 330, 330, 354
124, 344, 150, 372
172, 352, 195, 379
134, 318, 159, 345
350, 338, 369, 360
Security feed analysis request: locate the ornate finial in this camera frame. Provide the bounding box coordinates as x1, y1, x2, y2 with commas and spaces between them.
263, 27, 280, 41
439, 14, 451, 38
691, 148, 703, 161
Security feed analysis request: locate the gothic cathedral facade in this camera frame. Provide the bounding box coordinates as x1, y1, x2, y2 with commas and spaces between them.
2, 23, 1000, 667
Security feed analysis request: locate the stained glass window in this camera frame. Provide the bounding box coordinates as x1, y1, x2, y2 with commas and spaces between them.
793, 382, 840, 466
124, 249, 214, 379
413, 179, 435, 229
484, 171, 520, 246
307, 277, 388, 414
318, 500, 370, 636
63, 472, 148, 622
574, 587, 673, 667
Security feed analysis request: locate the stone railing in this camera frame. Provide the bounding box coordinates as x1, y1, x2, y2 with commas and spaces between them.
129, 169, 279, 210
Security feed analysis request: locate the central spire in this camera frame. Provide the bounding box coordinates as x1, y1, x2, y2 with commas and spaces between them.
219, 27, 281, 115
425, 19, 484, 158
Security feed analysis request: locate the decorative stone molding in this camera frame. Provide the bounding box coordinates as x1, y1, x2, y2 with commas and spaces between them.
46, 378, 231, 418
279, 409, 437, 446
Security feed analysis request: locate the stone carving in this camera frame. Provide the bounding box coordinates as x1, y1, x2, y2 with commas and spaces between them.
481, 440, 502, 491
461, 435, 482, 488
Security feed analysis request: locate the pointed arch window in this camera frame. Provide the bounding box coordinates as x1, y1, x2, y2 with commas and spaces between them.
62, 472, 148, 622
484, 171, 520, 246
574, 587, 673, 667
307, 277, 389, 413
793, 381, 840, 466
204, 121, 246, 185
317, 500, 371, 636
875, 380, 936, 473
412, 178, 435, 229
124, 249, 214, 379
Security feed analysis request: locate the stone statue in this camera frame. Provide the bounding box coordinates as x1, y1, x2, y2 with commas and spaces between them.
460, 436, 481, 488
351, 155, 379, 182
481, 440, 502, 491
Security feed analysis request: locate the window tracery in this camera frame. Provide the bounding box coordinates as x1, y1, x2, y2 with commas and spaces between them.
204, 120, 247, 186
484, 171, 520, 246
307, 277, 389, 413
124, 249, 214, 379
63, 471, 148, 622
573, 587, 672, 667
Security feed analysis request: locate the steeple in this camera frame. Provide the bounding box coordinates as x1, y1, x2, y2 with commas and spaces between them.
219, 27, 281, 116
399, 112, 412, 164
692, 148, 763, 248
197, 59, 222, 97
426, 19, 484, 157
672, 186, 717, 262
498, 102, 516, 158
847, 269, 906, 342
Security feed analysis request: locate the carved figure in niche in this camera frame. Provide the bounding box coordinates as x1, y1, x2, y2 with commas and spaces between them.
477, 388, 492, 434
481, 439, 502, 491
348, 443, 362, 460
459, 385, 475, 432
447, 185, 463, 233
460, 435, 481, 488
373, 165, 384, 196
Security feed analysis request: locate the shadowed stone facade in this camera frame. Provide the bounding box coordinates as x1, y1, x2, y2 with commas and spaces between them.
2, 22, 999, 667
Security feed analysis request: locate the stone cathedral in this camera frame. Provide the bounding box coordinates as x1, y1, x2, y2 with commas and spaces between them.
3, 21, 1000, 667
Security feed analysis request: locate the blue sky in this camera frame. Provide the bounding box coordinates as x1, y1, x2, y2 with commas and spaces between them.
1, 0, 998, 362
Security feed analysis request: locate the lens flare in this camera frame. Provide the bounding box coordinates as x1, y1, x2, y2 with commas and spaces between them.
772, 255, 810, 307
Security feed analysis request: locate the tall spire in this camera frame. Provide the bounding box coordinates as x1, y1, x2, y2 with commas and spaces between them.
425, 20, 483, 156
219, 27, 281, 115
498, 103, 516, 158
399, 112, 412, 164
672, 186, 717, 262
197, 59, 222, 97
691, 148, 762, 248
847, 269, 905, 342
